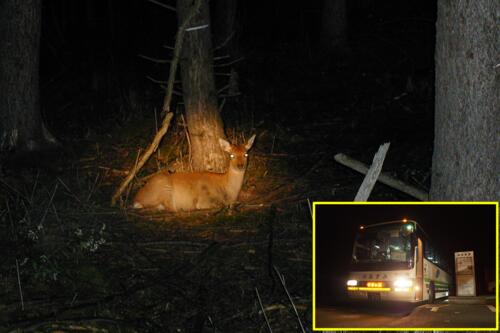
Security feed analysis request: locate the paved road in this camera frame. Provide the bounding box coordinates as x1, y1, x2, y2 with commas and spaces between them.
315, 300, 496, 329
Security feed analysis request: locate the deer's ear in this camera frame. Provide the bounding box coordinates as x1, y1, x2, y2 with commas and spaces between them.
245, 134, 256, 150
219, 138, 231, 152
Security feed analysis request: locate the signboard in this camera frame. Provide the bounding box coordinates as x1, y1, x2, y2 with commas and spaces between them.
455, 251, 476, 296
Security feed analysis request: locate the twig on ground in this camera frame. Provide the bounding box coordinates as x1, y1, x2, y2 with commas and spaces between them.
0, 178, 28, 202
51, 203, 61, 227
57, 177, 82, 204
255, 287, 273, 333
207, 315, 217, 332
267, 205, 276, 281
39, 183, 59, 227
29, 170, 40, 205
86, 172, 100, 202
306, 198, 312, 218
5, 199, 14, 231
15, 259, 24, 311
273, 266, 306, 333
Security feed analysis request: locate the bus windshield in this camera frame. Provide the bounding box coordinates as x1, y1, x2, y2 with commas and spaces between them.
352, 223, 414, 266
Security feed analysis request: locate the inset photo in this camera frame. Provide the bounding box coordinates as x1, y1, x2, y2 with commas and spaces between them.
313, 202, 498, 331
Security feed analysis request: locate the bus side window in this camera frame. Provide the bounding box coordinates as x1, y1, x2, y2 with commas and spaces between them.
425, 242, 434, 261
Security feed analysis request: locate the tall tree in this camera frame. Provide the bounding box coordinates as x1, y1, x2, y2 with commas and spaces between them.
177, 0, 227, 172
430, 0, 499, 201
0, 0, 56, 152
321, 0, 347, 54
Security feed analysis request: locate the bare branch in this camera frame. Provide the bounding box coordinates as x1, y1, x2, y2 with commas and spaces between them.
214, 31, 235, 51
111, 0, 204, 206
185, 24, 209, 32
147, 0, 176, 12
138, 54, 171, 64
213, 55, 230, 61
214, 56, 245, 67
217, 84, 230, 94
146, 75, 167, 84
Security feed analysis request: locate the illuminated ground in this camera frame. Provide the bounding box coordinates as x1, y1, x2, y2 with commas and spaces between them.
315, 300, 496, 329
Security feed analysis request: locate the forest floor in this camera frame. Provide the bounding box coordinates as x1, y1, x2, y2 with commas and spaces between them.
0, 30, 434, 332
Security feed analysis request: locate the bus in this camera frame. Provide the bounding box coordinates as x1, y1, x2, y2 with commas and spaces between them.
346, 219, 452, 303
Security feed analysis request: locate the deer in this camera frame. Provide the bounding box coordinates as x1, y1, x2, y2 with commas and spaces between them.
132, 134, 256, 212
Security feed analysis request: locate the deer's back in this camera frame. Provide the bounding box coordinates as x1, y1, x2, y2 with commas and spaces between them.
133, 171, 229, 211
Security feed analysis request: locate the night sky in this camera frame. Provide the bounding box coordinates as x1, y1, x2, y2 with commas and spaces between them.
314, 203, 497, 304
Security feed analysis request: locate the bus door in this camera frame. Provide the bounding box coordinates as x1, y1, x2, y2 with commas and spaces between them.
416, 237, 424, 300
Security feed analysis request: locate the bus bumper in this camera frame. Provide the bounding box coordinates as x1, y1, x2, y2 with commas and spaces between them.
347, 288, 418, 302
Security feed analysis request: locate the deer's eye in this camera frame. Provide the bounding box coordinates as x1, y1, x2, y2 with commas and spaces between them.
244, 153, 248, 157
230, 154, 235, 159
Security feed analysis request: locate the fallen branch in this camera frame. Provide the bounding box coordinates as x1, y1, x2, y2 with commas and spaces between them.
273, 265, 306, 333
354, 142, 390, 201
111, 0, 203, 206
255, 287, 273, 332
334, 152, 429, 201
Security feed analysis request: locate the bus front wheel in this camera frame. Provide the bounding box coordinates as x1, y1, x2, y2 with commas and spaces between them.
429, 281, 435, 304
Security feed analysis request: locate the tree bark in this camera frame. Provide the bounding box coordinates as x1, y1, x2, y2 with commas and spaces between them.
430, 0, 499, 201
0, 0, 55, 152
321, 0, 347, 54
177, 0, 227, 172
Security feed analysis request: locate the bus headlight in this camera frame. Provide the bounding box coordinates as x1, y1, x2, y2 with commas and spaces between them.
347, 280, 358, 286
394, 278, 412, 288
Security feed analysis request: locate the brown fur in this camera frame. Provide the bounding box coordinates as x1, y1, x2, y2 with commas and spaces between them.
132, 135, 255, 211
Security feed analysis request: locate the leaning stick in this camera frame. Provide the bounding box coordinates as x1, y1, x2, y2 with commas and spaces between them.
111, 0, 203, 206
354, 142, 390, 201
335, 152, 429, 201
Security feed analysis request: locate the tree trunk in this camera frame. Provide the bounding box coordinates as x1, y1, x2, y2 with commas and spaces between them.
321, 0, 347, 54
430, 0, 499, 201
0, 0, 56, 152
177, 0, 227, 172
